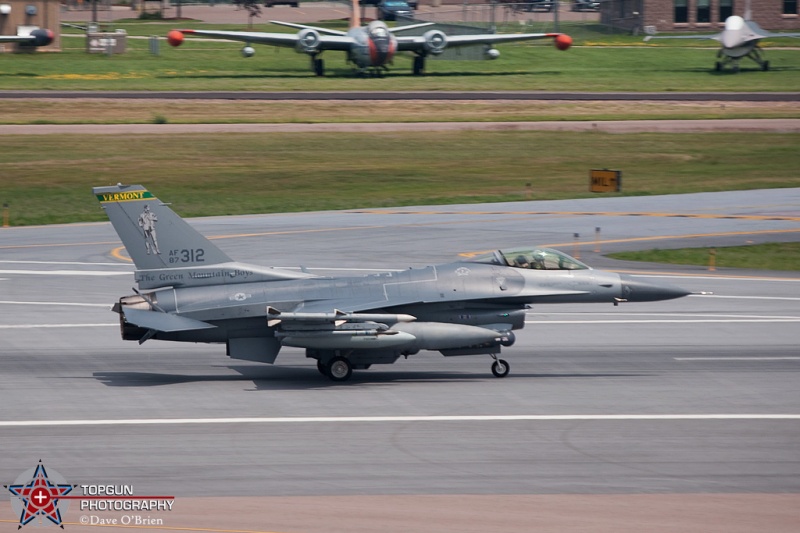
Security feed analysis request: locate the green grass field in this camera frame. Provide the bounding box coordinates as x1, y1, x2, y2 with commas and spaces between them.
2, 20, 799, 91
609, 243, 800, 271
1, 131, 797, 226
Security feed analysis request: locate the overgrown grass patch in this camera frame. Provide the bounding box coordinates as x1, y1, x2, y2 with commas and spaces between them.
608, 243, 800, 271
0, 131, 797, 226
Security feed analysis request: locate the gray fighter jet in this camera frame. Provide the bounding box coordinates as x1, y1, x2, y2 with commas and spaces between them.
94, 184, 690, 382
644, 9, 800, 72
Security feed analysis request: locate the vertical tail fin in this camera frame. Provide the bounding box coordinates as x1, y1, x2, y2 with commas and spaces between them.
351, 0, 360, 29
93, 184, 233, 271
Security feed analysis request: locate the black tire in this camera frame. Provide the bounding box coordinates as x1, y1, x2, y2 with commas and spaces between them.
491, 359, 510, 378
327, 356, 353, 382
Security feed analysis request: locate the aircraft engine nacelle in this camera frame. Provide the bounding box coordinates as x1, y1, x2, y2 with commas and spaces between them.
296, 29, 322, 54
27, 28, 54, 47
484, 47, 500, 60
423, 30, 448, 55
241, 46, 256, 58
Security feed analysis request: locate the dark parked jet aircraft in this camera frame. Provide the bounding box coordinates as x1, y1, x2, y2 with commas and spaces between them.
94, 184, 690, 382
165, 0, 571, 76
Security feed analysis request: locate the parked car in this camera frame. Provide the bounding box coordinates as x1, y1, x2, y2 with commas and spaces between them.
264, 0, 299, 7
571, 0, 599, 11
523, 0, 554, 13
377, 0, 413, 21
365, 0, 417, 8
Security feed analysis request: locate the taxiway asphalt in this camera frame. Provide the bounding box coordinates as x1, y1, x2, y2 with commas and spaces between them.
1, 189, 799, 532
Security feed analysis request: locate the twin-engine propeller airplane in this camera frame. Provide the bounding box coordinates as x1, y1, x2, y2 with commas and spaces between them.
94, 184, 690, 382
644, 6, 800, 72
166, 0, 571, 76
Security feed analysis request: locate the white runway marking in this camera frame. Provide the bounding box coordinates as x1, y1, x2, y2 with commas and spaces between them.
527, 318, 800, 324
527, 312, 800, 324
0, 324, 117, 329
675, 357, 800, 361
638, 274, 800, 283
696, 294, 800, 301
0, 269, 130, 276
0, 301, 111, 308
1, 414, 798, 428
0, 260, 132, 267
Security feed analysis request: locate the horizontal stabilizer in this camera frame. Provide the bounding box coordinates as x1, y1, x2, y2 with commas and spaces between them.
122, 307, 216, 333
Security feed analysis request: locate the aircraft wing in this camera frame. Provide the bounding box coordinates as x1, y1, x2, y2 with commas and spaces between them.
644, 33, 723, 42
0, 29, 54, 46
122, 307, 217, 333
294, 289, 591, 315
763, 31, 800, 39
268, 21, 348, 36
396, 31, 569, 52
0, 35, 33, 43
171, 29, 354, 52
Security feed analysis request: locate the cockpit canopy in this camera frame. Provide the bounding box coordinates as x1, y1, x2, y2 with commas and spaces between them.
367, 21, 390, 39
466, 247, 590, 271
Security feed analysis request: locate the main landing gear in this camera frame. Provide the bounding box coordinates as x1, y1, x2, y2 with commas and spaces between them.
314, 354, 510, 381
412, 55, 426, 76
715, 48, 770, 72
311, 56, 325, 76
318, 356, 353, 382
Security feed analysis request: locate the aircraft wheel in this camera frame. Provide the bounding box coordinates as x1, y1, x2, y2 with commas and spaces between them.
491, 359, 510, 378
316, 359, 328, 375
327, 356, 353, 382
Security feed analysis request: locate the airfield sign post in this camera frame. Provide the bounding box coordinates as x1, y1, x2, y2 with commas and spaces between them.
590, 169, 621, 192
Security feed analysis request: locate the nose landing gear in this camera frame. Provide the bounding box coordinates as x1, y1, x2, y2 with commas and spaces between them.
490, 354, 510, 378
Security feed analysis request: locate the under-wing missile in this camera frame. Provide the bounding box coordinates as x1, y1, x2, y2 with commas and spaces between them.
267, 306, 416, 327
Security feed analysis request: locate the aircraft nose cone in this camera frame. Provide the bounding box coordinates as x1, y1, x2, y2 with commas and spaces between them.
619, 274, 691, 302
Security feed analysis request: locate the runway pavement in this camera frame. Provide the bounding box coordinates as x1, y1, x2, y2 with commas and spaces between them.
1, 189, 799, 532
